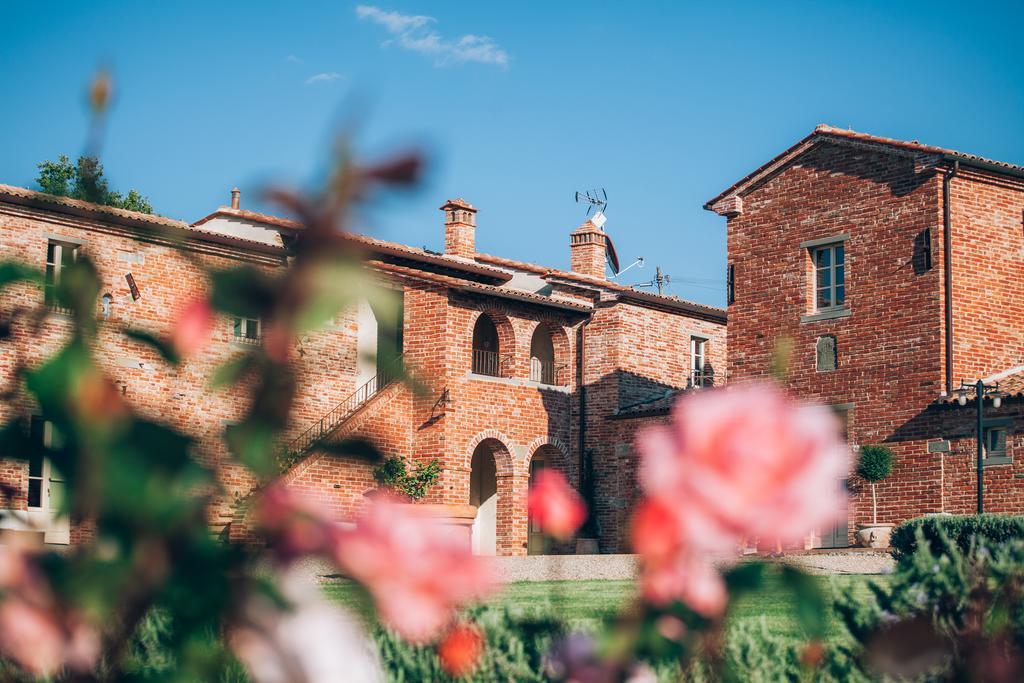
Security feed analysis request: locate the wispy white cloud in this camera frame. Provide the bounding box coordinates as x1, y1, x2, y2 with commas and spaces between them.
355, 5, 509, 69
305, 72, 342, 85
286, 54, 303, 64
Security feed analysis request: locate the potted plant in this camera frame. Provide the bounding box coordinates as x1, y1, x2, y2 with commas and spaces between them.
855, 444, 895, 548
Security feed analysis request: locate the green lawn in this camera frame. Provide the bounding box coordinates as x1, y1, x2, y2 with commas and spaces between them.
322, 572, 885, 640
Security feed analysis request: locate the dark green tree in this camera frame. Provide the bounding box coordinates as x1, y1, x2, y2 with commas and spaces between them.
35, 154, 154, 214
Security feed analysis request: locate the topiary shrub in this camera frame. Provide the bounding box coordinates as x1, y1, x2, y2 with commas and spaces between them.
856, 445, 893, 525
890, 514, 1024, 563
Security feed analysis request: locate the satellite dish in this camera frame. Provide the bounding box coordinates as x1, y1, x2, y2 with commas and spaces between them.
591, 210, 607, 229
604, 231, 621, 275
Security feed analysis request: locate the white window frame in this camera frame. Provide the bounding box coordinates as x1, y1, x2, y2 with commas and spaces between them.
45, 240, 79, 309
233, 316, 262, 344
690, 336, 708, 388
813, 243, 846, 311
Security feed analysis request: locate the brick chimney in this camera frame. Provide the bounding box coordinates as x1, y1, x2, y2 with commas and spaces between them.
570, 220, 607, 278
230, 187, 241, 210
441, 198, 477, 258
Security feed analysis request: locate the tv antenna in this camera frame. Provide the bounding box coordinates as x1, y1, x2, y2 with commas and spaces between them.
634, 266, 671, 296
575, 188, 607, 218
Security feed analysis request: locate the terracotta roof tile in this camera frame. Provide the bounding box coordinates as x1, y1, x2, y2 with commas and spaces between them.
705, 125, 1024, 211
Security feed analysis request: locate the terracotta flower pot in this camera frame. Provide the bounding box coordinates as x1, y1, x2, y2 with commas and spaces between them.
856, 523, 894, 548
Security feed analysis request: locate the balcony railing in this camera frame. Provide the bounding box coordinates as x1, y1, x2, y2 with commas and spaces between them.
472, 349, 508, 377
690, 370, 714, 389
530, 358, 567, 385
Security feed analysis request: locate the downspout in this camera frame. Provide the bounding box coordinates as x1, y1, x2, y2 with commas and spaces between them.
577, 317, 590, 484
942, 160, 959, 395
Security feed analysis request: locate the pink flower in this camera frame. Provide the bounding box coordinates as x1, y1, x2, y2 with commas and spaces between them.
255, 484, 339, 562
631, 382, 850, 614
0, 544, 100, 676
637, 382, 849, 552
527, 469, 587, 542
172, 298, 214, 358
437, 623, 485, 677
334, 498, 498, 643
639, 554, 727, 617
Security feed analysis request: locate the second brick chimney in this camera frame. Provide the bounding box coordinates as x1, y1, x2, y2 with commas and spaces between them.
570, 220, 607, 279
441, 198, 477, 258
230, 187, 241, 210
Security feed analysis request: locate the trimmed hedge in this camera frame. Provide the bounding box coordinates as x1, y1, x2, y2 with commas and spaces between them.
890, 514, 1024, 563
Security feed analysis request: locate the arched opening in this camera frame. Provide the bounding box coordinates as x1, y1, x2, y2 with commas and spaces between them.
530, 325, 556, 384
471, 314, 501, 377
527, 444, 570, 555
469, 442, 499, 555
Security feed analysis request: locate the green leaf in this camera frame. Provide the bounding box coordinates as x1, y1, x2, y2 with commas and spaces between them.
225, 421, 277, 478
125, 328, 181, 365
724, 560, 767, 593
780, 565, 828, 639
209, 266, 277, 319
210, 352, 258, 388
0, 261, 42, 289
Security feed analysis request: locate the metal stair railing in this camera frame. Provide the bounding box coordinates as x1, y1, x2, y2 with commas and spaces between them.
282, 355, 403, 460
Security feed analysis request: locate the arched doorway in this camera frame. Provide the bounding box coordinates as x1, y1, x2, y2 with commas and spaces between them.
470, 442, 498, 555
527, 451, 548, 555
527, 444, 569, 555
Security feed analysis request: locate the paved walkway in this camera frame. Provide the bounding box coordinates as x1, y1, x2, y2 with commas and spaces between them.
490, 550, 893, 582
301, 550, 893, 585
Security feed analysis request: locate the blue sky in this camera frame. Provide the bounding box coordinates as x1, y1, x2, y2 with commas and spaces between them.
2, 1, 1022, 306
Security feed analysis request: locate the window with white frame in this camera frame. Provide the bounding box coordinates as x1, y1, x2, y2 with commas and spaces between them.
233, 316, 262, 343
813, 243, 845, 310
690, 336, 709, 388
45, 241, 79, 308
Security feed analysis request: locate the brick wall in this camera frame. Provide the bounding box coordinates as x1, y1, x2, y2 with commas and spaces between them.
949, 169, 1024, 383
1, 196, 726, 556
717, 137, 1024, 541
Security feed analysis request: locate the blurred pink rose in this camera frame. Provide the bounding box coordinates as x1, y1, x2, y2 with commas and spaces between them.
637, 382, 849, 552
172, 298, 214, 358
0, 544, 99, 676
527, 469, 587, 542
631, 382, 850, 614
255, 484, 339, 562
334, 498, 498, 643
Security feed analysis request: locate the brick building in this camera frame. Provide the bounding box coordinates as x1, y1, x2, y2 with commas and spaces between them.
0, 185, 725, 555
707, 125, 1024, 546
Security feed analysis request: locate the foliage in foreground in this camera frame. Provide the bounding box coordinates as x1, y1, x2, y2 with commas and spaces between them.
890, 514, 1024, 563
836, 529, 1024, 681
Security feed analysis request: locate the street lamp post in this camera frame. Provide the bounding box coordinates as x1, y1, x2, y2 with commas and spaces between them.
956, 379, 1003, 514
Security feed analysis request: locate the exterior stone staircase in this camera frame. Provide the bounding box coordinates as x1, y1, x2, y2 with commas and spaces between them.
217, 357, 403, 541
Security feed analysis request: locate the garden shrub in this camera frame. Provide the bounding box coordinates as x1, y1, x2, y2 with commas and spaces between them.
890, 514, 1024, 563
855, 444, 893, 483
835, 527, 1024, 680
372, 456, 442, 500
373, 604, 562, 682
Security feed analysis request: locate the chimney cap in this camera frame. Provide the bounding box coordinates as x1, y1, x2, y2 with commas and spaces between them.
440, 198, 476, 212
571, 219, 604, 235
230, 187, 241, 210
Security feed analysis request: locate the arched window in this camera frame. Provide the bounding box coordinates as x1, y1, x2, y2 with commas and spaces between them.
530, 325, 556, 384
472, 315, 501, 376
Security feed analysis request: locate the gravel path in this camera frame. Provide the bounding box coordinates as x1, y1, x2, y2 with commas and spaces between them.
300, 551, 894, 585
